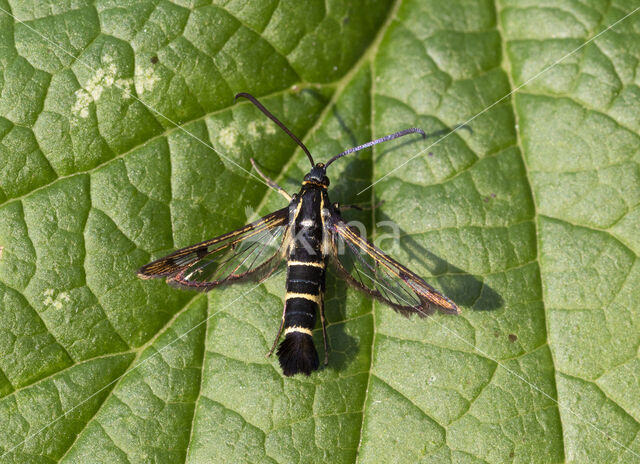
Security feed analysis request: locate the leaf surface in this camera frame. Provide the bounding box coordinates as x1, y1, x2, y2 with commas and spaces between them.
0, 1, 639, 462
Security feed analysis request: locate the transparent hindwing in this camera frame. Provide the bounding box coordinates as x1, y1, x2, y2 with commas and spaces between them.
329, 217, 459, 316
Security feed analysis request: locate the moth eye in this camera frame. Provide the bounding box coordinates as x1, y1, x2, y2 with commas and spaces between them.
323, 177, 330, 186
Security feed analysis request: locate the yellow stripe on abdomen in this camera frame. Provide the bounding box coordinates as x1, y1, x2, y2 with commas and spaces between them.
283, 326, 313, 336
288, 260, 325, 268
285, 292, 322, 304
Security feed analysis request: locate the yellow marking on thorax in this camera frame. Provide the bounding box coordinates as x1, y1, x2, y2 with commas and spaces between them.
320, 194, 330, 257
290, 200, 303, 223
288, 260, 325, 268
285, 292, 322, 304
302, 181, 327, 189
287, 201, 303, 255
284, 326, 313, 336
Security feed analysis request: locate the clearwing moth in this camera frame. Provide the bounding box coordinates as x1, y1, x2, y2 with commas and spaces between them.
138, 93, 459, 376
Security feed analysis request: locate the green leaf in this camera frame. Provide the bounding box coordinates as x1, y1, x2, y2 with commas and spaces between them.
0, 1, 639, 462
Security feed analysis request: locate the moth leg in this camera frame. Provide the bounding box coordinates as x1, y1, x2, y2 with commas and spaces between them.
334, 200, 384, 212
251, 158, 291, 201
319, 294, 329, 365
267, 302, 287, 357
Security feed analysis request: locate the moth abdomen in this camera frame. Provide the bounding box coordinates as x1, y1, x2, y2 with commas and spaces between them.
278, 257, 324, 375
277, 328, 319, 376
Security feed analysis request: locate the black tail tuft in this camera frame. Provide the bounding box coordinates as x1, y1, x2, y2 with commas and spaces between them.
277, 333, 319, 376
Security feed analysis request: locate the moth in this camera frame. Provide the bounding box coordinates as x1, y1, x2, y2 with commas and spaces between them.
138, 93, 459, 376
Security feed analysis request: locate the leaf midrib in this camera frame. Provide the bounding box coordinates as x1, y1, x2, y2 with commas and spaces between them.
495, 0, 560, 460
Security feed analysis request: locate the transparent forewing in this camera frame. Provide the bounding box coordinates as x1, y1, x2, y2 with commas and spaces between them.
329, 218, 459, 316
137, 207, 289, 290
172, 223, 288, 289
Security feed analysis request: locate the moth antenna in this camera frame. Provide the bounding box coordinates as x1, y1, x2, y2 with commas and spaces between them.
235, 93, 315, 167
324, 128, 426, 168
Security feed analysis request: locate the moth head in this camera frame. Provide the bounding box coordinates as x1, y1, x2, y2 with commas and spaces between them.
304, 163, 330, 186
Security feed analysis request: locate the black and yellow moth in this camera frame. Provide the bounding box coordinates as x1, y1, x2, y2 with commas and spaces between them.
138, 93, 459, 376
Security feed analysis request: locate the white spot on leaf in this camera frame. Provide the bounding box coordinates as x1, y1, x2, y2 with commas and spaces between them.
134, 66, 160, 95
247, 120, 276, 138
116, 79, 133, 99
72, 89, 92, 118
244, 205, 259, 222
248, 121, 260, 138
43, 290, 71, 309
219, 126, 238, 148
72, 56, 133, 119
